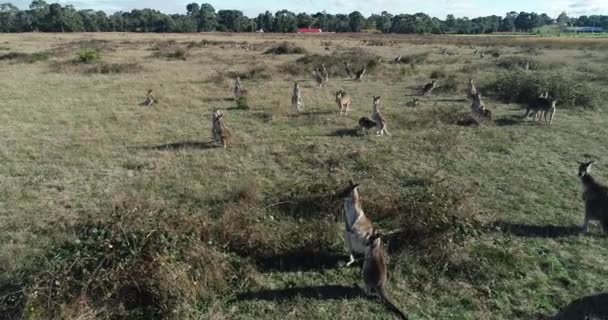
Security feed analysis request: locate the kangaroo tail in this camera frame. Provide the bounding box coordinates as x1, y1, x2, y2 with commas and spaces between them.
384, 125, 391, 136
379, 289, 408, 320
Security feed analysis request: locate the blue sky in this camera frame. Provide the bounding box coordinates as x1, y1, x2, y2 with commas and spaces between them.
7, 0, 608, 18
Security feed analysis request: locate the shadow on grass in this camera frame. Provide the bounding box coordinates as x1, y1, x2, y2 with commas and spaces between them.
494, 117, 521, 126
201, 97, 234, 102
254, 248, 348, 272
235, 285, 366, 302
301, 110, 335, 116
138, 141, 215, 151
0, 282, 25, 320
331, 128, 360, 137
546, 293, 608, 320
493, 222, 582, 238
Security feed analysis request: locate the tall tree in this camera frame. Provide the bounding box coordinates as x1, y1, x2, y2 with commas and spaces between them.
348, 11, 364, 32
198, 3, 217, 31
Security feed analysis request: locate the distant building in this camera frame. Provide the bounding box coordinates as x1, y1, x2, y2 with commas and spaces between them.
297, 28, 322, 33
564, 27, 604, 33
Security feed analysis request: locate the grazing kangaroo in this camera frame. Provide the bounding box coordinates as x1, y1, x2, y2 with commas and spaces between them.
211, 108, 230, 149
140, 89, 155, 107
344, 62, 353, 78
291, 82, 302, 113
355, 66, 366, 81
525, 96, 557, 125
362, 229, 409, 320
422, 80, 436, 96
578, 161, 608, 233
358, 117, 376, 135
321, 63, 329, 82
372, 96, 390, 136
341, 180, 375, 267
467, 78, 478, 99
407, 98, 419, 108
313, 67, 326, 88
335, 90, 352, 116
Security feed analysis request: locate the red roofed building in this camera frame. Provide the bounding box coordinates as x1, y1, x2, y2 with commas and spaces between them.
297, 28, 322, 33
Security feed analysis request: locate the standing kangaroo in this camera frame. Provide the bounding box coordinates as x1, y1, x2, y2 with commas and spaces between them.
362, 229, 409, 320
340, 180, 375, 267
578, 161, 608, 233
335, 90, 352, 116
344, 61, 353, 78
372, 96, 390, 136
291, 82, 302, 113
355, 66, 366, 81
211, 108, 231, 149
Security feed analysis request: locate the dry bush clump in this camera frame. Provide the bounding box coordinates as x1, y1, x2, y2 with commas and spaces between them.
495, 56, 555, 71
401, 52, 431, 65
206, 64, 272, 84
152, 48, 188, 61
263, 42, 307, 55
50, 61, 143, 74
50, 39, 115, 56
281, 49, 381, 77
22, 199, 237, 319
0, 51, 49, 64
486, 71, 603, 109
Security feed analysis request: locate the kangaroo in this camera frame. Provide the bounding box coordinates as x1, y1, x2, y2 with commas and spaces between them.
313, 67, 325, 88
362, 229, 409, 320
291, 82, 302, 113
344, 61, 353, 78
321, 63, 329, 82
340, 180, 375, 267
358, 117, 376, 135
234, 77, 243, 99
407, 98, 419, 108
471, 92, 483, 114
372, 96, 390, 136
422, 80, 436, 96
470, 93, 492, 121
211, 108, 230, 149
578, 161, 608, 233
140, 89, 155, 107
355, 66, 366, 81
523, 60, 530, 71
467, 78, 478, 99
525, 96, 557, 125
393, 55, 402, 64
335, 90, 352, 116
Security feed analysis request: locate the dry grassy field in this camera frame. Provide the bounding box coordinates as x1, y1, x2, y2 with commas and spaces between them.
1, 32, 608, 320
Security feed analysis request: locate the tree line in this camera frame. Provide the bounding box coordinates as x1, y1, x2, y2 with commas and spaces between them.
1, 1, 607, 34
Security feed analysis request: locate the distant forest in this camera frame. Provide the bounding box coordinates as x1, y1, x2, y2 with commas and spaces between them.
1, 1, 607, 34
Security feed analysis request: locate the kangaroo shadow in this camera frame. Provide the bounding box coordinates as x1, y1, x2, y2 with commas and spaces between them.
431, 98, 468, 102
494, 117, 522, 126
546, 293, 608, 320
331, 128, 360, 137
492, 222, 583, 238
235, 285, 366, 302
253, 248, 348, 272
138, 141, 215, 151
201, 97, 234, 102
300, 110, 335, 116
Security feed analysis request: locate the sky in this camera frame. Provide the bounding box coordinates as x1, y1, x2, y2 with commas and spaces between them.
6, 0, 608, 18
